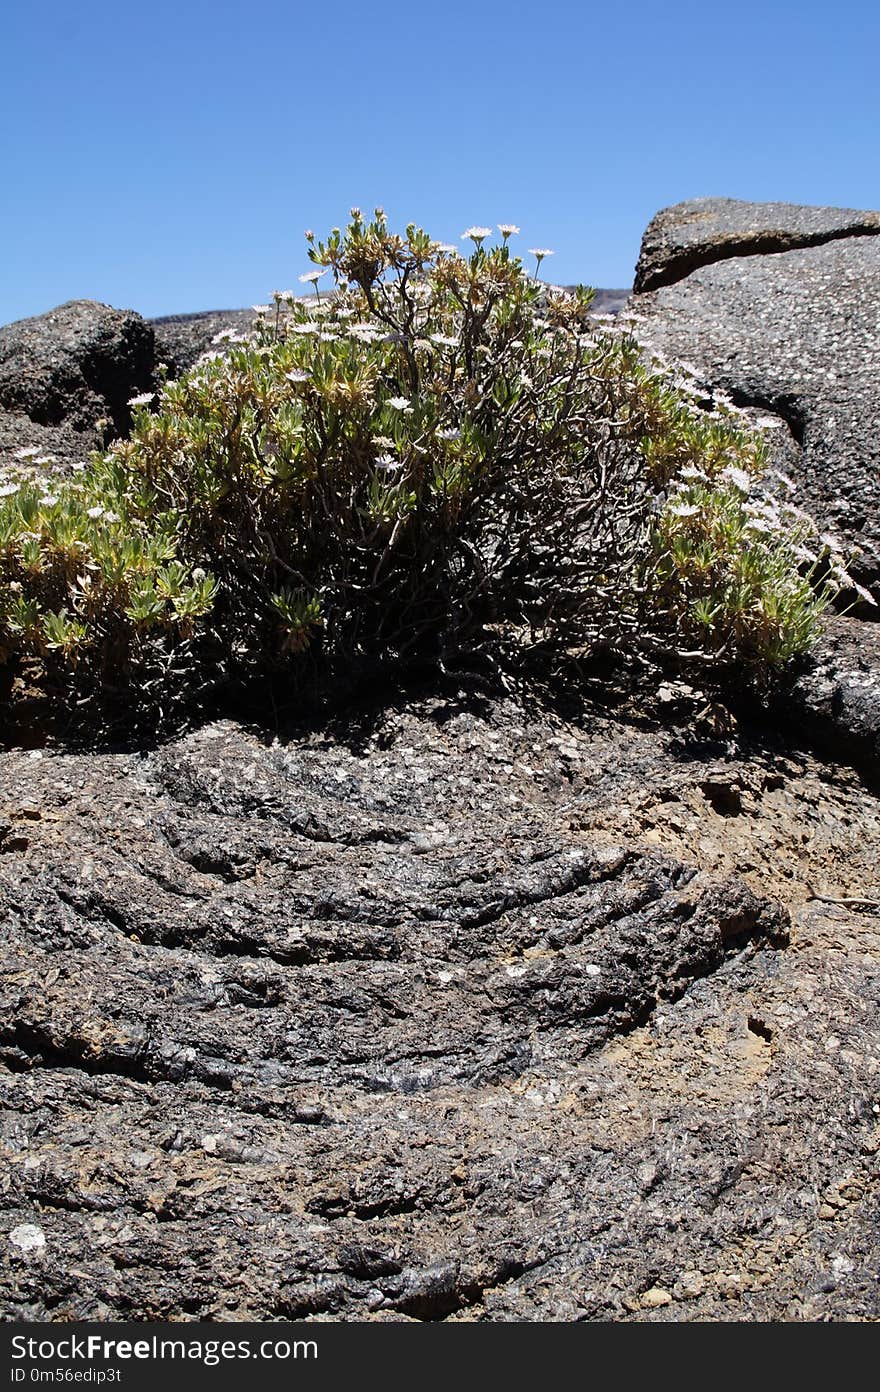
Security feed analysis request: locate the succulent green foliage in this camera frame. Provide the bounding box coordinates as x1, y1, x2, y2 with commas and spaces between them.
652, 478, 833, 670
0, 209, 855, 714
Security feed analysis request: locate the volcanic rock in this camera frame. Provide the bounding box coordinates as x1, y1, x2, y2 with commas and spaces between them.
0, 299, 154, 438
634, 197, 880, 293
1, 686, 879, 1321
629, 198, 880, 603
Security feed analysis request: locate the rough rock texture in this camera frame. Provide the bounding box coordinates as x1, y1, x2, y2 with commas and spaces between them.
150, 309, 257, 380
635, 197, 880, 293
2, 688, 879, 1321
0, 409, 104, 480
629, 199, 880, 601
0, 300, 155, 437
776, 616, 880, 784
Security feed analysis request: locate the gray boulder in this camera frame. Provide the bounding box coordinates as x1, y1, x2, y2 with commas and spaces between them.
635, 196, 880, 293
779, 615, 880, 781
0, 299, 154, 436
628, 197, 880, 604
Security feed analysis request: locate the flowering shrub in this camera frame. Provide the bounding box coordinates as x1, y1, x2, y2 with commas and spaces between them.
0, 210, 859, 716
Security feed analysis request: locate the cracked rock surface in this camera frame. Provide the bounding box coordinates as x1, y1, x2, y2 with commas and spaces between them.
2, 689, 879, 1321
634, 197, 880, 293
629, 198, 880, 602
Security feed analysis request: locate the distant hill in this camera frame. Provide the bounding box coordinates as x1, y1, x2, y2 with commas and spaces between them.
578, 287, 630, 315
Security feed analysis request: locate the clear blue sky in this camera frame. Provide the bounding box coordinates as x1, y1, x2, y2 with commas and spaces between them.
2, 1, 878, 324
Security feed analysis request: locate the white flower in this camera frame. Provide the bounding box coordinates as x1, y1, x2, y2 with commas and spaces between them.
434, 242, 459, 255
679, 465, 706, 481
0, 482, 19, 497
299, 267, 329, 284
285, 369, 311, 383
375, 454, 402, 472
39, 495, 59, 507
86, 505, 105, 519
127, 392, 155, 408
438, 428, 460, 442
744, 516, 773, 533
252, 305, 270, 315
853, 582, 878, 606
769, 469, 795, 491
668, 502, 701, 518
746, 500, 780, 524
461, 226, 492, 243
721, 466, 752, 493
349, 323, 381, 341
14, 445, 41, 459
103, 511, 121, 524
674, 358, 702, 378
528, 248, 554, 259
386, 396, 413, 412
291, 322, 319, 335
498, 223, 520, 237
430, 333, 459, 348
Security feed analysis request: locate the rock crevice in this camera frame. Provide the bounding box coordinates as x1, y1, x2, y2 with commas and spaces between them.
634, 196, 880, 292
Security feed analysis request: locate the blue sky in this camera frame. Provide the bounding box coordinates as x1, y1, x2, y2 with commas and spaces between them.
2, 1, 878, 324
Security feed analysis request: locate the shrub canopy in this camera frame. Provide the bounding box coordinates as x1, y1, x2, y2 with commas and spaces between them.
0, 211, 854, 718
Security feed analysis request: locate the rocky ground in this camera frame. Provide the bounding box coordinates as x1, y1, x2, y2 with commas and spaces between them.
1, 683, 879, 1321
1, 200, 880, 1321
